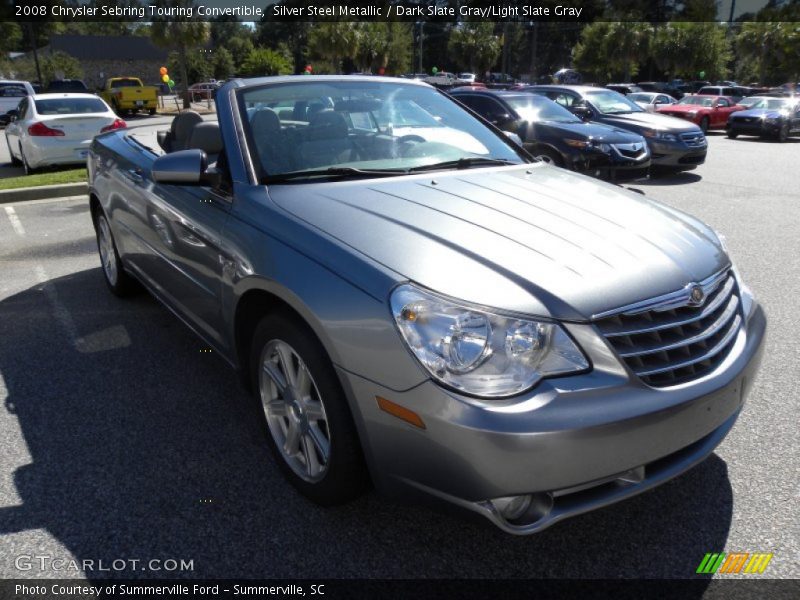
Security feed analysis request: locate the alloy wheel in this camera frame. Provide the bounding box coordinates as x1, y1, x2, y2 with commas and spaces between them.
97, 216, 118, 286
259, 340, 331, 482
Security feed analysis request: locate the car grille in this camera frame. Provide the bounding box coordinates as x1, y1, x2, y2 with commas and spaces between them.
594, 270, 742, 387
679, 131, 706, 148
612, 142, 648, 159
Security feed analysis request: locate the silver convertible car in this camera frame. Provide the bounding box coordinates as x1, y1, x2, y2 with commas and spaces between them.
88, 76, 765, 534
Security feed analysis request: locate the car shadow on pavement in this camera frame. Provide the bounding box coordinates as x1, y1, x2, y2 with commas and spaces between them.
0, 268, 731, 585
639, 171, 703, 187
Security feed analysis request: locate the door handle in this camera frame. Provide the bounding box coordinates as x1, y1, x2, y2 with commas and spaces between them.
126, 168, 144, 183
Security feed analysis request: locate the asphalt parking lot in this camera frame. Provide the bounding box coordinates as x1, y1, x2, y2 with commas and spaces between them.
0, 132, 797, 582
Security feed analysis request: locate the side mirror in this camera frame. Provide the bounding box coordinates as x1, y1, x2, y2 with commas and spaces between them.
571, 105, 593, 120
152, 149, 218, 186
491, 112, 513, 125
6, 109, 18, 121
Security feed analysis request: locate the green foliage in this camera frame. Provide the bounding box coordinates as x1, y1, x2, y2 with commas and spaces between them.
307, 23, 361, 73
40, 50, 83, 84
573, 22, 650, 82
653, 22, 731, 81
448, 23, 501, 75
168, 49, 211, 84
239, 48, 292, 77
735, 21, 800, 85
355, 22, 412, 74
226, 36, 255, 73
150, 1, 210, 107
212, 47, 235, 80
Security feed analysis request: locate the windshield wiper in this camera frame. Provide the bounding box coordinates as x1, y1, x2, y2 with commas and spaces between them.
406, 157, 520, 172
262, 166, 405, 184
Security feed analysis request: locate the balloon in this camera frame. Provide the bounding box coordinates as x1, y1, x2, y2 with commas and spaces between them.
431, 66, 438, 74
378, 67, 385, 75
305, 65, 312, 73
168, 79, 175, 87
162, 74, 169, 83
159, 67, 168, 75
302, 70, 310, 75
699, 71, 706, 78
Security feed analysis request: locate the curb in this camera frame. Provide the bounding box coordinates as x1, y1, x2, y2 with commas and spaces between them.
0, 182, 88, 204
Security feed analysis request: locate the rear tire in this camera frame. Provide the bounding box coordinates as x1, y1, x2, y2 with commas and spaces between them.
699, 116, 709, 133
20, 145, 36, 175
148, 108, 156, 116
533, 147, 564, 167
726, 130, 738, 139
7, 135, 21, 165
94, 212, 138, 297
250, 312, 369, 506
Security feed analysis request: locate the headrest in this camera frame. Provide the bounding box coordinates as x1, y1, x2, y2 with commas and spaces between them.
306, 111, 348, 140
171, 110, 203, 141
187, 122, 223, 156
250, 109, 281, 136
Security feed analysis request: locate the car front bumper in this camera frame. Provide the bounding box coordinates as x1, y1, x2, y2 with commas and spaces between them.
646, 137, 707, 168
727, 119, 781, 137
337, 301, 766, 534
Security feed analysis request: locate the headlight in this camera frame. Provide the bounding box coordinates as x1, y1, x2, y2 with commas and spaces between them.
390, 284, 589, 397
641, 128, 678, 142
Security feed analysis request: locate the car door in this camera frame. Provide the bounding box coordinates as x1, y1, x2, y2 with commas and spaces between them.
458, 95, 514, 129
4, 97, 27, 158
713, 98, 733, 127
141, 156, 232, 349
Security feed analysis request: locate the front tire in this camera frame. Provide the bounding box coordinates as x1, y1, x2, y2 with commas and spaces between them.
250, 312, 368, 506
726, 129, 738, 139
533, 147, 564, 167
777, 122, 789, 142
699, 116, 709, 133
94, 212, 138, 297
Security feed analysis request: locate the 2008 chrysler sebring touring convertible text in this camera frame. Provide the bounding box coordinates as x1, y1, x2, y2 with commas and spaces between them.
87, 77, 765, 534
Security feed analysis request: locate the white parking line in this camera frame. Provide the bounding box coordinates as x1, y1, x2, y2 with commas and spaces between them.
34, 264, 85, 352
4, 206, 25, 236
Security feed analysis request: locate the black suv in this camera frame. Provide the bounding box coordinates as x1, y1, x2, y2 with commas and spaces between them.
520, 85, 707, 171
451, 89, 650, 180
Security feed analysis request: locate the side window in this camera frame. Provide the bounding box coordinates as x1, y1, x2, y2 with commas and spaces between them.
717, 98, 729, 107
549, 93, 575, 108
658, 95, 671, 104
459, 95, 500, 118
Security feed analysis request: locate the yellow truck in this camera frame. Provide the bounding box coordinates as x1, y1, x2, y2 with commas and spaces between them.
99, 77, 158, 116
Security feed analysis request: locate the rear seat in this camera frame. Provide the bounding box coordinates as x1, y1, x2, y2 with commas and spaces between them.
186, 122, 223, 165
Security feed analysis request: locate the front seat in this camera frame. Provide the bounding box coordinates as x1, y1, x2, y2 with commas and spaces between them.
186, 122, 223, 165
157, 110, 203, 153
250, 109, 292, 175
299, 111, 357, 168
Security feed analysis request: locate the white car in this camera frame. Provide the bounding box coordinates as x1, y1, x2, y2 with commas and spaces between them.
457, 72, 477, 83
5, 93, 125, 174
0, 80, 35, 126
627, 92, 677, 113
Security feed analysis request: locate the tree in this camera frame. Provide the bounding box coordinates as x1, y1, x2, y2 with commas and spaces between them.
239, 48, 292, 77
736, 21, 800, 85
227, 36, 255, 73
573, 22, 650, 83
41, 50, 83, 85
307, 23, 360, 74
354, 22, 412, 74
653, 22, 731, 81
448, 23, 501, 75
212, 47, 235, 80
149, 1, 210, 108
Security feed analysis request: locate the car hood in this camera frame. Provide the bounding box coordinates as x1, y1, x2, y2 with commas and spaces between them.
598, 110, 702, 132
731, 108, 785, 118
268, 164, 728, 320
532, 121, 643, 143
658, 105, 705, 113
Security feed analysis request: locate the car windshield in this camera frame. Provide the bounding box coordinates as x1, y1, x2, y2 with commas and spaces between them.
738, 97, 763, 108
0, 83, 27, 97
111, 80, 141, 88
240, 80, 525, 181
748, 98, 790, 110
628, 93, 656, 103
35, 98, 108, 114
678, 96, 715, 107
585, 90, 643, 114
504, 95, 581, 123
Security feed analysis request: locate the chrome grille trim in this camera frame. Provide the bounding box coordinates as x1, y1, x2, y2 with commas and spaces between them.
593, 270, 742, 387
636, 314, 741, 377
601, 276, 736, 336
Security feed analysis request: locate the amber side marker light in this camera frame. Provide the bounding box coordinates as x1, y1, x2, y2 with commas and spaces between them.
376, 396, 426, 429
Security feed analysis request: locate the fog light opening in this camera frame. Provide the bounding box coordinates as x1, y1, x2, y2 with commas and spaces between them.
491, 492, 554, 525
